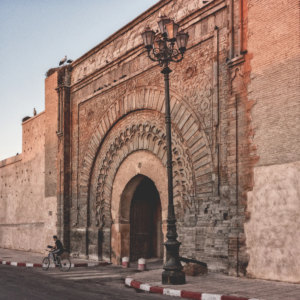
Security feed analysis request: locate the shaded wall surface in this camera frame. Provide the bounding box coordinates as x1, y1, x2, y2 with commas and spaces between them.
0, 112, 56, 253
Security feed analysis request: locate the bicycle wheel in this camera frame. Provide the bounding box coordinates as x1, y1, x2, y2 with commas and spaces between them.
42, 257, 50, 271
59, 257, 71, 272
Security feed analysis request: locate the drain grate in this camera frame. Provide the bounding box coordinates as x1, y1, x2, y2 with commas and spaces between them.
2, 257, 12, 258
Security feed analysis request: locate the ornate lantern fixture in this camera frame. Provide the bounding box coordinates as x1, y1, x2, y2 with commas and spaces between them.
141, 17, 189, 286
176, 30, 189, 52
153, 37, 165, 53
141, 27, 156, 50
165, 20, 179, 41
141, 18, 189, 69
157, 15, 171, 34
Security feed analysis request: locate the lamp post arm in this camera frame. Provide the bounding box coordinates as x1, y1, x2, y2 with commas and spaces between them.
146, 49, 184, 67
146, 49, 159, 62
170, 51, 184, 63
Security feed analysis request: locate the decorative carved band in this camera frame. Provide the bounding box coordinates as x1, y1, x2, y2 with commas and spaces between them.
79, 87, 214, 229
89, 111, 213, 228
93, 112, 194, 227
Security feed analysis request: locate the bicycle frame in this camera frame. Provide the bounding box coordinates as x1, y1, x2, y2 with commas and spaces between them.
46, 250, 60, 264
43, 249, 71, 272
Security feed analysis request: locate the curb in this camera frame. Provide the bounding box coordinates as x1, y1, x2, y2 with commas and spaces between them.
0, 260, 109, 268
125, 277, 260, 300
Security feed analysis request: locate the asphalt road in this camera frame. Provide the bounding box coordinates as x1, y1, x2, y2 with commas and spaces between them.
0, 260, 170, 300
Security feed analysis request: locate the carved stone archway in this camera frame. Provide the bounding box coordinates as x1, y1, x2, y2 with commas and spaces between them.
80, 86, 212, 201
110, 152, 166, 264
88, 110, 196, 261
85, 109, 214, 261
77, 87, 214, 261
91, 111, 195, 224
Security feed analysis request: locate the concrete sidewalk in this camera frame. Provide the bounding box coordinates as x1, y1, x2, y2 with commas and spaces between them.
126, 269, 300, 300
0, 247, 108, 268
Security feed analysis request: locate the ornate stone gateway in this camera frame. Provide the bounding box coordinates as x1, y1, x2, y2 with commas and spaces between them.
79, 105, 213, 264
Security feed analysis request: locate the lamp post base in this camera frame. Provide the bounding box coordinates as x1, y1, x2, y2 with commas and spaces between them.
162, 270, 186, 285
162, 221, 186, 285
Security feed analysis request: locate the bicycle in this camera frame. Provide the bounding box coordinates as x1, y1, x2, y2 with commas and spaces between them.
42, 249, 71, 272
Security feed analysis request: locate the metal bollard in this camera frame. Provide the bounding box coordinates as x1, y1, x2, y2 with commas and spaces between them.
122, 257, 130, 268
138, 258, 146, 271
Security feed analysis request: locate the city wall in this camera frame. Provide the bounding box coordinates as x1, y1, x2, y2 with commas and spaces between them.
0, 112, 56, 253
244, 0, 300, 282
0, 0, 299, 284
65, 0, 300, 282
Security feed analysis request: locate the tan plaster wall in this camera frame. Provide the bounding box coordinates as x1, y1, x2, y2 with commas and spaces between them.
245, 161, 300, 283
0, 113, 57, 253
110, 150, 168, 264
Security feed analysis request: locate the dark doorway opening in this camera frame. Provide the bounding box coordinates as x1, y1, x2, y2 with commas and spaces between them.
130, 177, 163, 262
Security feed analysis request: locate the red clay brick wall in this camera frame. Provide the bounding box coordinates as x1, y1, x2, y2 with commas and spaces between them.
248, 0, 300, 166
243, 0, 300, 283
69, 0, 232, 262
61, 0, 299, 282
0, 113, 47, 253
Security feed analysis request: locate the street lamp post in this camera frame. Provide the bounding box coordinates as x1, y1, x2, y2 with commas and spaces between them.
141, 16, 189, 285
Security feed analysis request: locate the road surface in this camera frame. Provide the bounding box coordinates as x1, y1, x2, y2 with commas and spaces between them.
0, 260, 170, 300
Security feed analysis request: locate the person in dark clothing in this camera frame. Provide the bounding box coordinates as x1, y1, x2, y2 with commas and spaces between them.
51, 235, 64, 263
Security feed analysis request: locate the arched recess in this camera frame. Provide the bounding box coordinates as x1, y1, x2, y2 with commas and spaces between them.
88, 110, 197, 261
110, 152, 166, 264
78, 86, 214, 261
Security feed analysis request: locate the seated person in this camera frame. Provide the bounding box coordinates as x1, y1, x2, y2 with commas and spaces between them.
51, 235, 64, 262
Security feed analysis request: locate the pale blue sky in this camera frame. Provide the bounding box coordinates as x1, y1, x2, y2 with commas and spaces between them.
0, 0, 158, 161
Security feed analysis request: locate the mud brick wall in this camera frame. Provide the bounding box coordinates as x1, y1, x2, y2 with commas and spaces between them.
34, 0, 299, 283
244, 0, 300, 283
45, 72, 58, 198
0, 112, 56, 253
68, 0, 242, 272
1, 0, 298, 283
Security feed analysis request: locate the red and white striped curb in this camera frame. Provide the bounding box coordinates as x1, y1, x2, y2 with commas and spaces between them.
125, 277, 260, 300
0, 260, 109, 268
